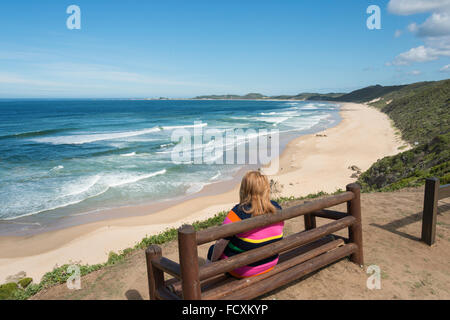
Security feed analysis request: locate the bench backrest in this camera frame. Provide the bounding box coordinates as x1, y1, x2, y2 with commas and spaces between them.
175, 183, 363, 299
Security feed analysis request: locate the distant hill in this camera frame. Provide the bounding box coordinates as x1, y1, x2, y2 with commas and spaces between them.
194, 93, 267, 100
328, 84, 407, 103
270, 93, 345, 100
193, 83, 436, 103
193, 92, 346, 101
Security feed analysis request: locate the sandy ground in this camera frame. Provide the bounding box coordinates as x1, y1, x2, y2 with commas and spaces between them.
0, 102, 407, 285
31, 188, 450, 300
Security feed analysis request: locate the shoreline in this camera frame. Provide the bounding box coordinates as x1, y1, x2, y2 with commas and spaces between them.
0, 108, 333, 237
0, 102, 407, 284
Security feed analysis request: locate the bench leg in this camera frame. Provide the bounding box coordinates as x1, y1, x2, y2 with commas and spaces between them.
303, 201, 316, 230
145, 245, 165, 300
178, 225, 202, 300
304, 213, 316, 230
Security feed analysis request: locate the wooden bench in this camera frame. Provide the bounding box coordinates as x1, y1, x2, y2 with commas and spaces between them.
145, 183, 364, 300
421, 177, 450, 246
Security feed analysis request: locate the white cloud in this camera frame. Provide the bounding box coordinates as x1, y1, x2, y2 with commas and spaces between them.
440, 64, 450, 72
388, 0, 450, 15
0, 72, 107, 88
394, 29, 403, 38
408, 23, 418, 33
388, 0, 450, 65
391, 45, 450, 65
0, 63, 230, 97
43, 63, 204, 87
407, 70, 422, 75
416, 12, 450, 37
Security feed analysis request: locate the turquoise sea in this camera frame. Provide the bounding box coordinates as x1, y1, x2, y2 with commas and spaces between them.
0, 99, 340, 233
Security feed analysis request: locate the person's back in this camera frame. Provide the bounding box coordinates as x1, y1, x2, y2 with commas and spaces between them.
207, 171, 284, 278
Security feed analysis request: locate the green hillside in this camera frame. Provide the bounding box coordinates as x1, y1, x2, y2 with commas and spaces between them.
272, 92, 345, 100
369, 80, 450, 144
330, 84, 407, 103
357, 134, 450, 191
357, 79, 450, 191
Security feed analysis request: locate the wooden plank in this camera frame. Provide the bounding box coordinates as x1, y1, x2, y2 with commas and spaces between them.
198, 216, 356, 280
202, 238, 344, 300
168, 273, 232, 297
277, 235, 336, 263
145, 245, 165, 300
196, 191, 354, 245
311, 209, 349, 220
346, 183, 364, 266
222, 243, 357, 300
438, 184, 450, 200
155, 287, 181, 300
201, 236, 339, 299
151, 257, 181, 279
178, 225, 201, 299
422, 178, 440, 246
170, 236, 338, 296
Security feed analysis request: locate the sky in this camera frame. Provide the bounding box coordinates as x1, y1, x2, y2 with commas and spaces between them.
0, 0, 449, 98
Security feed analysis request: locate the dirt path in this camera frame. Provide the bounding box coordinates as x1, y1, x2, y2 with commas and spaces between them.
31, 187, 450, 300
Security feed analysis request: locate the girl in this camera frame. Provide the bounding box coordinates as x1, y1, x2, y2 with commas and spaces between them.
207, 171, 284, 278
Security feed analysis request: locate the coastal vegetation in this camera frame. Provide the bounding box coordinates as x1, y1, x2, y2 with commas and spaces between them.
357, 79, 450, 191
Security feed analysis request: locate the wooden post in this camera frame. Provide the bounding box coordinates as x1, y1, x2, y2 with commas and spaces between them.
304, 214, 316, 230
304, 201, 317, 230
346, 183, 364, 266
178, 225, 201, 300
145, 245, 164, 300
421, 178, 439, 246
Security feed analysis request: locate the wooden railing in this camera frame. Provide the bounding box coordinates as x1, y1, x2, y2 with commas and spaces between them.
145, 183, 363, 300
421, 177, 450, 246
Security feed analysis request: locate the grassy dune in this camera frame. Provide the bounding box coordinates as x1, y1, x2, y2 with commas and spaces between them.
357, 79, 450, 191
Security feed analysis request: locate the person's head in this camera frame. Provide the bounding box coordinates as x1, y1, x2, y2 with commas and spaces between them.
239, 170, 277, 216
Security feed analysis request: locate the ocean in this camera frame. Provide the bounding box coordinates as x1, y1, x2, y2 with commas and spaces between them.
0, 99, 340, 233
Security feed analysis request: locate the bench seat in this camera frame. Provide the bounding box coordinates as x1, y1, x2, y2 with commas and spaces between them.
164, 235, 351, 300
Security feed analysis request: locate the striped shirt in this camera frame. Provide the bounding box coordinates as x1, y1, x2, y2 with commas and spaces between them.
220, 201, 284, 278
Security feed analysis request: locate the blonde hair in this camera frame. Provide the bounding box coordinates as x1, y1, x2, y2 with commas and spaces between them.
239, 171, 277, 216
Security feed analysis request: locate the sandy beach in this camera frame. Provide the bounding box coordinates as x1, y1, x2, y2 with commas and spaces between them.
0, 102, 407, 284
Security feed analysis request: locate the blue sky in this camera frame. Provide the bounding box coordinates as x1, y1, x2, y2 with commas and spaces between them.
0, 0, 449, 98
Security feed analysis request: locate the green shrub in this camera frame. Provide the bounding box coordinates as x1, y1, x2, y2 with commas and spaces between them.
358, 133, 450, 192
18, 277, 32, 289
0, 282, 19, 300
